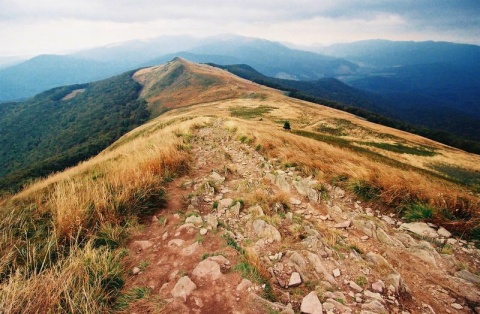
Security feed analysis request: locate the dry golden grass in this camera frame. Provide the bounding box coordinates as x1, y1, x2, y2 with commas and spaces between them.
246, 188, 291, 216
243, 247, 271, 281
0, 116, 210, 313
222, 118, 478, 213
0, 242, 123, 313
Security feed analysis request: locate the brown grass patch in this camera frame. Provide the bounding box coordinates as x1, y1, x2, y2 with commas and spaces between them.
224, 118, 479, 219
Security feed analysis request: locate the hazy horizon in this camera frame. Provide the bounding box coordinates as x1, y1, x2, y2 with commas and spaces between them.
1, 0, 479, 57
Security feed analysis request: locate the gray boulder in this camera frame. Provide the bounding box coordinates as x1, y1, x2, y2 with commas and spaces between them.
301, 291, 323, 314
171, 276, 197, 301
252, 219, 281, 242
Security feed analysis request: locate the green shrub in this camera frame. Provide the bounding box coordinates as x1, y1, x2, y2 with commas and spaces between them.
223, 234, 243, 253
355, 275, 367, 287
93, 223, 127, 249
402, 203, 434, 222
115, 286, 152, 310
350, 180, 380, 201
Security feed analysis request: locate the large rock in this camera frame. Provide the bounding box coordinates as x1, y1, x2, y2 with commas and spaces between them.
288, 272, 302, 287
252, 219, 281, 242
301, 291, 323, 314
236, 278, 253, 291
408, 241, 439, 265
177, 223, 196, 233
361, 300, 386, 312
275, 175, 291, 192
207, 255, 231, 268
365, 252, 405, 294
332, 186, 345, 199
328, 205, 345, 223
455, 269, 480, 284
395, 233, 418, 247
290, 197, 302, 205
226, 201, 241, 219
288, 251, 308, 273
171, 276, 197, 301
399, 222, 439, 238
352, 215, 377, 239
132, 240, 153, 251
301, 235, 325, 253
209, 171, 225, 184
204, 214, 218, 229
364, 290, 383, 302
182, 241, 200, 255
265, 173, 276, 184
385, 273, 403, 294
334, 220, 351, 228
307, 189, 319, 203
437, 227, 452, 238
293, 180, 319, 203
371, 280, 385, 293
365, 252, 395, 272
306, 251, 337, 285
185, 215, 203, 225
218, 198, 233, 212
376, 228, 404, 247
323, 298, 352, 313
192, 259, 222, 280
349, 281, 363, 292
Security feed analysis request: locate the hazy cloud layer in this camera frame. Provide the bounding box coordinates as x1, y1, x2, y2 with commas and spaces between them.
0, 0, 478, 56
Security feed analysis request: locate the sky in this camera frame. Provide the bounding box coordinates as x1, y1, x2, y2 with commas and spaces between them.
0, 0, 479, 57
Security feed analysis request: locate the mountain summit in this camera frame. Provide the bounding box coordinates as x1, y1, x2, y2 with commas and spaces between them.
0, 59, 479, 313
133, 57, 269, 115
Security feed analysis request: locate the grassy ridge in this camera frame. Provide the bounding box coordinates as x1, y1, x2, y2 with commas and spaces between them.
210, 63, 480, 154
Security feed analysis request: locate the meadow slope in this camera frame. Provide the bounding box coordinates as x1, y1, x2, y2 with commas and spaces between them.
1, 58, 479, 313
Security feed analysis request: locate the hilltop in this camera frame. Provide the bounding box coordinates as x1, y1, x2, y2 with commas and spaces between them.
1, 58, 479, 313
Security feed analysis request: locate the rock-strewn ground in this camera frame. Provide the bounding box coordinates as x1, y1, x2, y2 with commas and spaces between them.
122, 120, 480, 313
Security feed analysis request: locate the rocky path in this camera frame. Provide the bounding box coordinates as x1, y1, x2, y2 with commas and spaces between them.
122, 119, 480, 313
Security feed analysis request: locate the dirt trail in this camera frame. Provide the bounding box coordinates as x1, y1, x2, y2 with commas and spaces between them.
121, 119, 480, 313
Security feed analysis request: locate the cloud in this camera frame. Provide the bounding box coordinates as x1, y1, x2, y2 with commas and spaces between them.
2, 0, 478, 25
0, 0, 478, 56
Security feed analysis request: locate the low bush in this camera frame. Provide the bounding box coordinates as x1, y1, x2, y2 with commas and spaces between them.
402, 203, 434, 222
350, 180, 380, 201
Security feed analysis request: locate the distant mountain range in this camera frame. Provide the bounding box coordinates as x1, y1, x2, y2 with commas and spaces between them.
0, 34, 357, 102
314, 39, 480, 68
0, 35, 479, 153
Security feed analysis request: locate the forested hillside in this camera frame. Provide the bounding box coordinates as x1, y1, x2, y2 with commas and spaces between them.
0, 71, 149, 192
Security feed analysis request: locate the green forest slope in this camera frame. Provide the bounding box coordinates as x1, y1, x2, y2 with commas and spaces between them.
0, 71, 149, 192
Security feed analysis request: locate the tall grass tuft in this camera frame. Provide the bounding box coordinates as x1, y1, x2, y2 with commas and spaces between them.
0, 243, 124, 313
349, 180, 380, 201
402, 203, 434, 222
